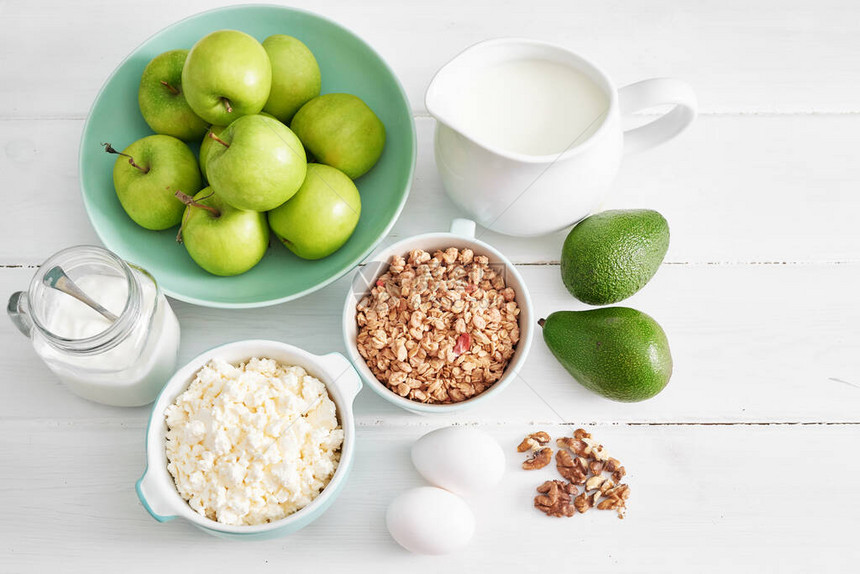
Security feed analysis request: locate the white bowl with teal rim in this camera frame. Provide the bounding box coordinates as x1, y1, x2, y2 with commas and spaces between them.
341, 219, 534, 414
136, 339, 361, 540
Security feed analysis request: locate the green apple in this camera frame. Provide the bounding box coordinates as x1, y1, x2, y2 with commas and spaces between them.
206, 114, 307, 211
268, 163, 361, 260
290, 93, 385, 179
261, 35, 321, 123
181, 30, 271, 126
138, 49, 209, 141
199, 112, 277, 181
177, 187, 269, 276
105, 135, 202, 230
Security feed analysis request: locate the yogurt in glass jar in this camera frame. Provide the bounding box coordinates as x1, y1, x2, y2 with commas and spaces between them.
7, 245, 180, 406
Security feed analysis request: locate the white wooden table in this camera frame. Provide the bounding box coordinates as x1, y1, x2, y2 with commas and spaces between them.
2, 1, 859, 571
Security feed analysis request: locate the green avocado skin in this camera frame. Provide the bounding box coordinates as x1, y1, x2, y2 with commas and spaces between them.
541, 308, 673, 402
561, 209, 669, 305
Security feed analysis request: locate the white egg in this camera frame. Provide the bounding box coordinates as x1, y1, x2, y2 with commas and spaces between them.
411, 426, 505, 497
386, 487, 475, 555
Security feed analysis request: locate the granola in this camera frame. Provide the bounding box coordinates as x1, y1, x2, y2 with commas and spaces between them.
355, 248, 520, 404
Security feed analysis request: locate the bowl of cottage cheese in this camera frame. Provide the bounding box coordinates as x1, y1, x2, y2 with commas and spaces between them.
136, 339, 362, 540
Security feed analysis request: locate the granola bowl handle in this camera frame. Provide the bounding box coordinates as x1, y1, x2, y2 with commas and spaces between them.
449, 218, 476, 238
342, 223, 534, 415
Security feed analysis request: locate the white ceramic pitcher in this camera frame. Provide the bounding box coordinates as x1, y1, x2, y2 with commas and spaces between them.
426, 38, 697, 237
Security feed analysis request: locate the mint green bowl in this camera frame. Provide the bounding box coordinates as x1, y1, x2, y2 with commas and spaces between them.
80, 4, 416, 308
136, 339, 362, 539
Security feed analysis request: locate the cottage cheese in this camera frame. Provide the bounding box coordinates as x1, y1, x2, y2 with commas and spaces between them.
164, 357, 343, 526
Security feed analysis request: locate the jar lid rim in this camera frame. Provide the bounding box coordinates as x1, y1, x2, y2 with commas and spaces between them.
28, 245, 142, 354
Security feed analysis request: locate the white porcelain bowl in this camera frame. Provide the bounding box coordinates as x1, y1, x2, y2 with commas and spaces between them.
136, 339, 362, 540
342, 219, 534, 414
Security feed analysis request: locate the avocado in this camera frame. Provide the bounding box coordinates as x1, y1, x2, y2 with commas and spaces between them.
561, 209, 669, 305
539, 308, 672, 402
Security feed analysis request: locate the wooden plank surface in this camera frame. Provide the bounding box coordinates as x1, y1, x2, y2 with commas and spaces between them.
2, 262, 858, 424
2, 0, 860, 117
4, 115, 860, 265
2, 422, 857, 572
1, 0, 858, 571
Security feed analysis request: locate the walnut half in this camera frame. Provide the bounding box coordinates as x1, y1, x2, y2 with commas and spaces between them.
535, 480, 577, 517
556, 449, 587, 484
556, 436, 586, 455
517, 431, 551, 452
597, 484, 631, 518
585, 475, 605, 491
573, 490, 592, 514
522, 447, 552, 470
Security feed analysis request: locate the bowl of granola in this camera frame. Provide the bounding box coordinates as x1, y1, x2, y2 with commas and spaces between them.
342, 219, 534, 413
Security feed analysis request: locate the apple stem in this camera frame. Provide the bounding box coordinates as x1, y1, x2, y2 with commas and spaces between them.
160, 80, 180, 95
174, 190, 221, 218
176, 212, 187, 243
221, 97, 233, 113
101, 142, 149, 173
537, 318, 546, 328
208, 131, 230, 148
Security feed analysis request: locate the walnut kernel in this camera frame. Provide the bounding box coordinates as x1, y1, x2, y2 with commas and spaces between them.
556, 449, 587, 484
573, 491, 592, 514
517, 431, 551, 452
585, 475, 605, 491
522, 447, 552, 470
535, 480, 577, 517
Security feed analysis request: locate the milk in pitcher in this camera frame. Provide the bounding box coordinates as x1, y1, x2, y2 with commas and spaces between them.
448, 58, 609, 156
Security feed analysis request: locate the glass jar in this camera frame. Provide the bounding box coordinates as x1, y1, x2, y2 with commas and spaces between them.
7, 245, 181, 406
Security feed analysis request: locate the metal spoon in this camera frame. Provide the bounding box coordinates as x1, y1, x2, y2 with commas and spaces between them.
42, 266, 119, 323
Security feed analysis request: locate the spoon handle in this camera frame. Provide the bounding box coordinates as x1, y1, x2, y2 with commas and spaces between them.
43, 266, 119, 323
7, 291, 34, 337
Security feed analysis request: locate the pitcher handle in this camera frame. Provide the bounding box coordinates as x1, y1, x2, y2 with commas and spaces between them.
7, 292, 33, 337
618, 78, 697, 156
